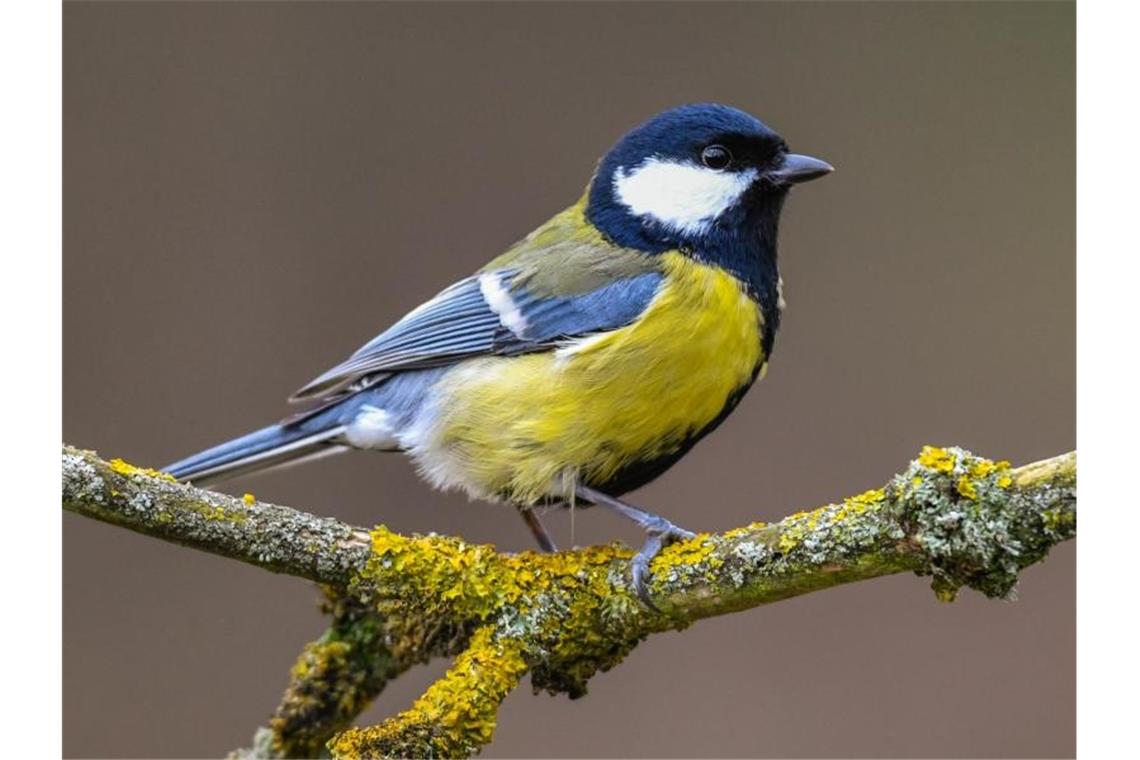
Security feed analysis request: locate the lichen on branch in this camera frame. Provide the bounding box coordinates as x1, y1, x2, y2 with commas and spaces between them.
61, 444, 1075, 759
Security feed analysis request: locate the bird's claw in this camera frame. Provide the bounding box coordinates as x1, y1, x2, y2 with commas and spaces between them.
573, 484, 697, 611
631, 519, 698, 611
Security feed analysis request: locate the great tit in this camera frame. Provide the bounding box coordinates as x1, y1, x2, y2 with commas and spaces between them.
165, 103, 832, 604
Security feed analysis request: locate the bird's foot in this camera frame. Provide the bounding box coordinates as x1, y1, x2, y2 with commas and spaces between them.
576, 484, 696, 610
630, 517, 697, 610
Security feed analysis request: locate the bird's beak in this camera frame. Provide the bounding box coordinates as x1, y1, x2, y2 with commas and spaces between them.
767, 153, 834, 185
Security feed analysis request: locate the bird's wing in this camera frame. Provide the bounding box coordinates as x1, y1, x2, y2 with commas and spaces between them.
291, 204, 663, 401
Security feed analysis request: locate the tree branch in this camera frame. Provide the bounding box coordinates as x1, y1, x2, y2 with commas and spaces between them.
62, 444, 1075, 758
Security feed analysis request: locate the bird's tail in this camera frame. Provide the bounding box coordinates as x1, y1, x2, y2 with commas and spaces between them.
163, 421, 348, 486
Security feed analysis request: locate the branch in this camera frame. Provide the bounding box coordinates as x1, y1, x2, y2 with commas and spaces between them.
62, 445, 1075, 757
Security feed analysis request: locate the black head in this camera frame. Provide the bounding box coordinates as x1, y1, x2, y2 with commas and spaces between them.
586, 104, 831, 254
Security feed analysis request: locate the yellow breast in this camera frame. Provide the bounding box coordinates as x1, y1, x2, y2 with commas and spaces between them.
414, 252, 765, 503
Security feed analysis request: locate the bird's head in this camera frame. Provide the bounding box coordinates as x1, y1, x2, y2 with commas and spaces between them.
586, 103, 832, 253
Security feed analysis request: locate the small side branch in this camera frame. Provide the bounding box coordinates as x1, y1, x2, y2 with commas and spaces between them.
328, 627, 529, 759
248, 594, 469, 759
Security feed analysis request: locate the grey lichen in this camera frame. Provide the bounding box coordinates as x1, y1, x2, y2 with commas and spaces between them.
62, 450, 107, 505
893, 446, 1076, 601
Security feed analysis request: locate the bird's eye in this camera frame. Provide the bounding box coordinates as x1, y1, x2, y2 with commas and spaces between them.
700, 145, 733, 170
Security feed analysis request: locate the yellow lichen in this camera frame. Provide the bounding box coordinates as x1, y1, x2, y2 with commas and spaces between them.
918, 446, 956, 473
968, 458, 1011, 479
242, 493, 256, 506
108, 458, 177, 483
969, 461, 994, 478
362, 526, 627, 623
956, 476, 978, 500
777, 531, 800, 554
775, 507, 821, 553
651, 534, 722, 576
723, 521, 767, 539
845, 488, 886, 513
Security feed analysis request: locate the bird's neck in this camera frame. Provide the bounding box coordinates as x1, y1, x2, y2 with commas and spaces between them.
691, 204, 783, 362
582, 183, 785, 358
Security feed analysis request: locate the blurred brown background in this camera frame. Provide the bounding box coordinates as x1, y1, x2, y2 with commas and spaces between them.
63, 2, 1074, 757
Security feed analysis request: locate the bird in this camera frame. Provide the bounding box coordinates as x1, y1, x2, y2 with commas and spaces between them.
164, 103, 832, 605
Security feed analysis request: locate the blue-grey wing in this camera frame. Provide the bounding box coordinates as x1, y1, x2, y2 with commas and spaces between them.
290, 270, 663, 401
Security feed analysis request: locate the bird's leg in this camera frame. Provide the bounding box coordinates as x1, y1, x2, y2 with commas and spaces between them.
518, 506, 558, 553
575, 484, 696, 609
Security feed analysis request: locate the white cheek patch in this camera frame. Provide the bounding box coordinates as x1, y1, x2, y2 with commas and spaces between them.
613, 158, 757, 235
478, 272, 528, 337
